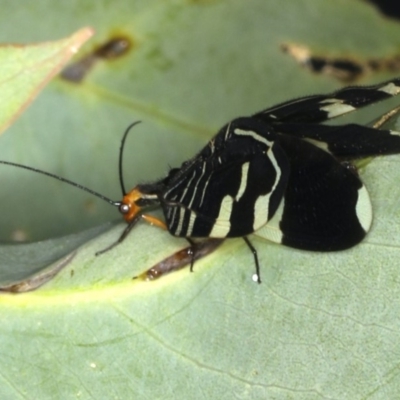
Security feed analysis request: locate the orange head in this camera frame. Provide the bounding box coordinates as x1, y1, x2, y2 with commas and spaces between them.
118, 185, 160, 222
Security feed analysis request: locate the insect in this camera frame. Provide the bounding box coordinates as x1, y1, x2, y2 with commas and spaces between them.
2, 78, 400, 283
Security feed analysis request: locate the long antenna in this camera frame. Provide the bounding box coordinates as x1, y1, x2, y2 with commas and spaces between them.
118, 121, 141, 196
0, 160, 120, 207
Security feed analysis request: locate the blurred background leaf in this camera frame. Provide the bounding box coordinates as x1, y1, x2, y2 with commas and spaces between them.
0, 27, 93, 134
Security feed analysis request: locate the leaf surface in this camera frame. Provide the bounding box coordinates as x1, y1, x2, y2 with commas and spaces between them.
1, 1, 400, 399
0, 27, 93, 134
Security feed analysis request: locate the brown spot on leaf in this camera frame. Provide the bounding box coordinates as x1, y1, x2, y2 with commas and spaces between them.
281, 42, 400, 83
60, 35, 133, 83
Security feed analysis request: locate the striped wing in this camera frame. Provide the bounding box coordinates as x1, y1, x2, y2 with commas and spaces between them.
161, 118, 290, 238
273, 122, 400, 160
254, 79, 400, 124
256, 133, 373, 251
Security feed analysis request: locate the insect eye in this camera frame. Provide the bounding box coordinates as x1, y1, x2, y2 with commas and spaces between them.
119, 203, 130, 214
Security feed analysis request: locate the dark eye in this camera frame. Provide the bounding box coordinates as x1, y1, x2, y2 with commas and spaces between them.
119, 204, 130, 214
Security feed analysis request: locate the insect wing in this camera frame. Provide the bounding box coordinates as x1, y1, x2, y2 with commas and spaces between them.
254, 79, 400, 124
161, 118, 290, 239
274, 122, 400, 160
256, 134, 373, 251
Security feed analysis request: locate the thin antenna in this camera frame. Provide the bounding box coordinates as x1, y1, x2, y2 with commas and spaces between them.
118, 121, 141, 196
0, 160, 120, 207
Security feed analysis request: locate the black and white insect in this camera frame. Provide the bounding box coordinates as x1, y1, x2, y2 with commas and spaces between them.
3, 78, 400, 283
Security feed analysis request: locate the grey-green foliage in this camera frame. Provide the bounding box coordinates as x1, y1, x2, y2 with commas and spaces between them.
1, 1, 400, 399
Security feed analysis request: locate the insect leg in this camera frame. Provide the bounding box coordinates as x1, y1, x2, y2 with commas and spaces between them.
96, 214, 167, 256
243, 237, 261, 284
186, 238, 196, 272
95, 214, 142, 255
141, 214, 167, 230
135, 239, 224, 281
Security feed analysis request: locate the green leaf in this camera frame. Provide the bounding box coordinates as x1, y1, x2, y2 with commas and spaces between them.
0, 223, 115, 291
0, 27, 93, 134
1, 1, 400, 399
